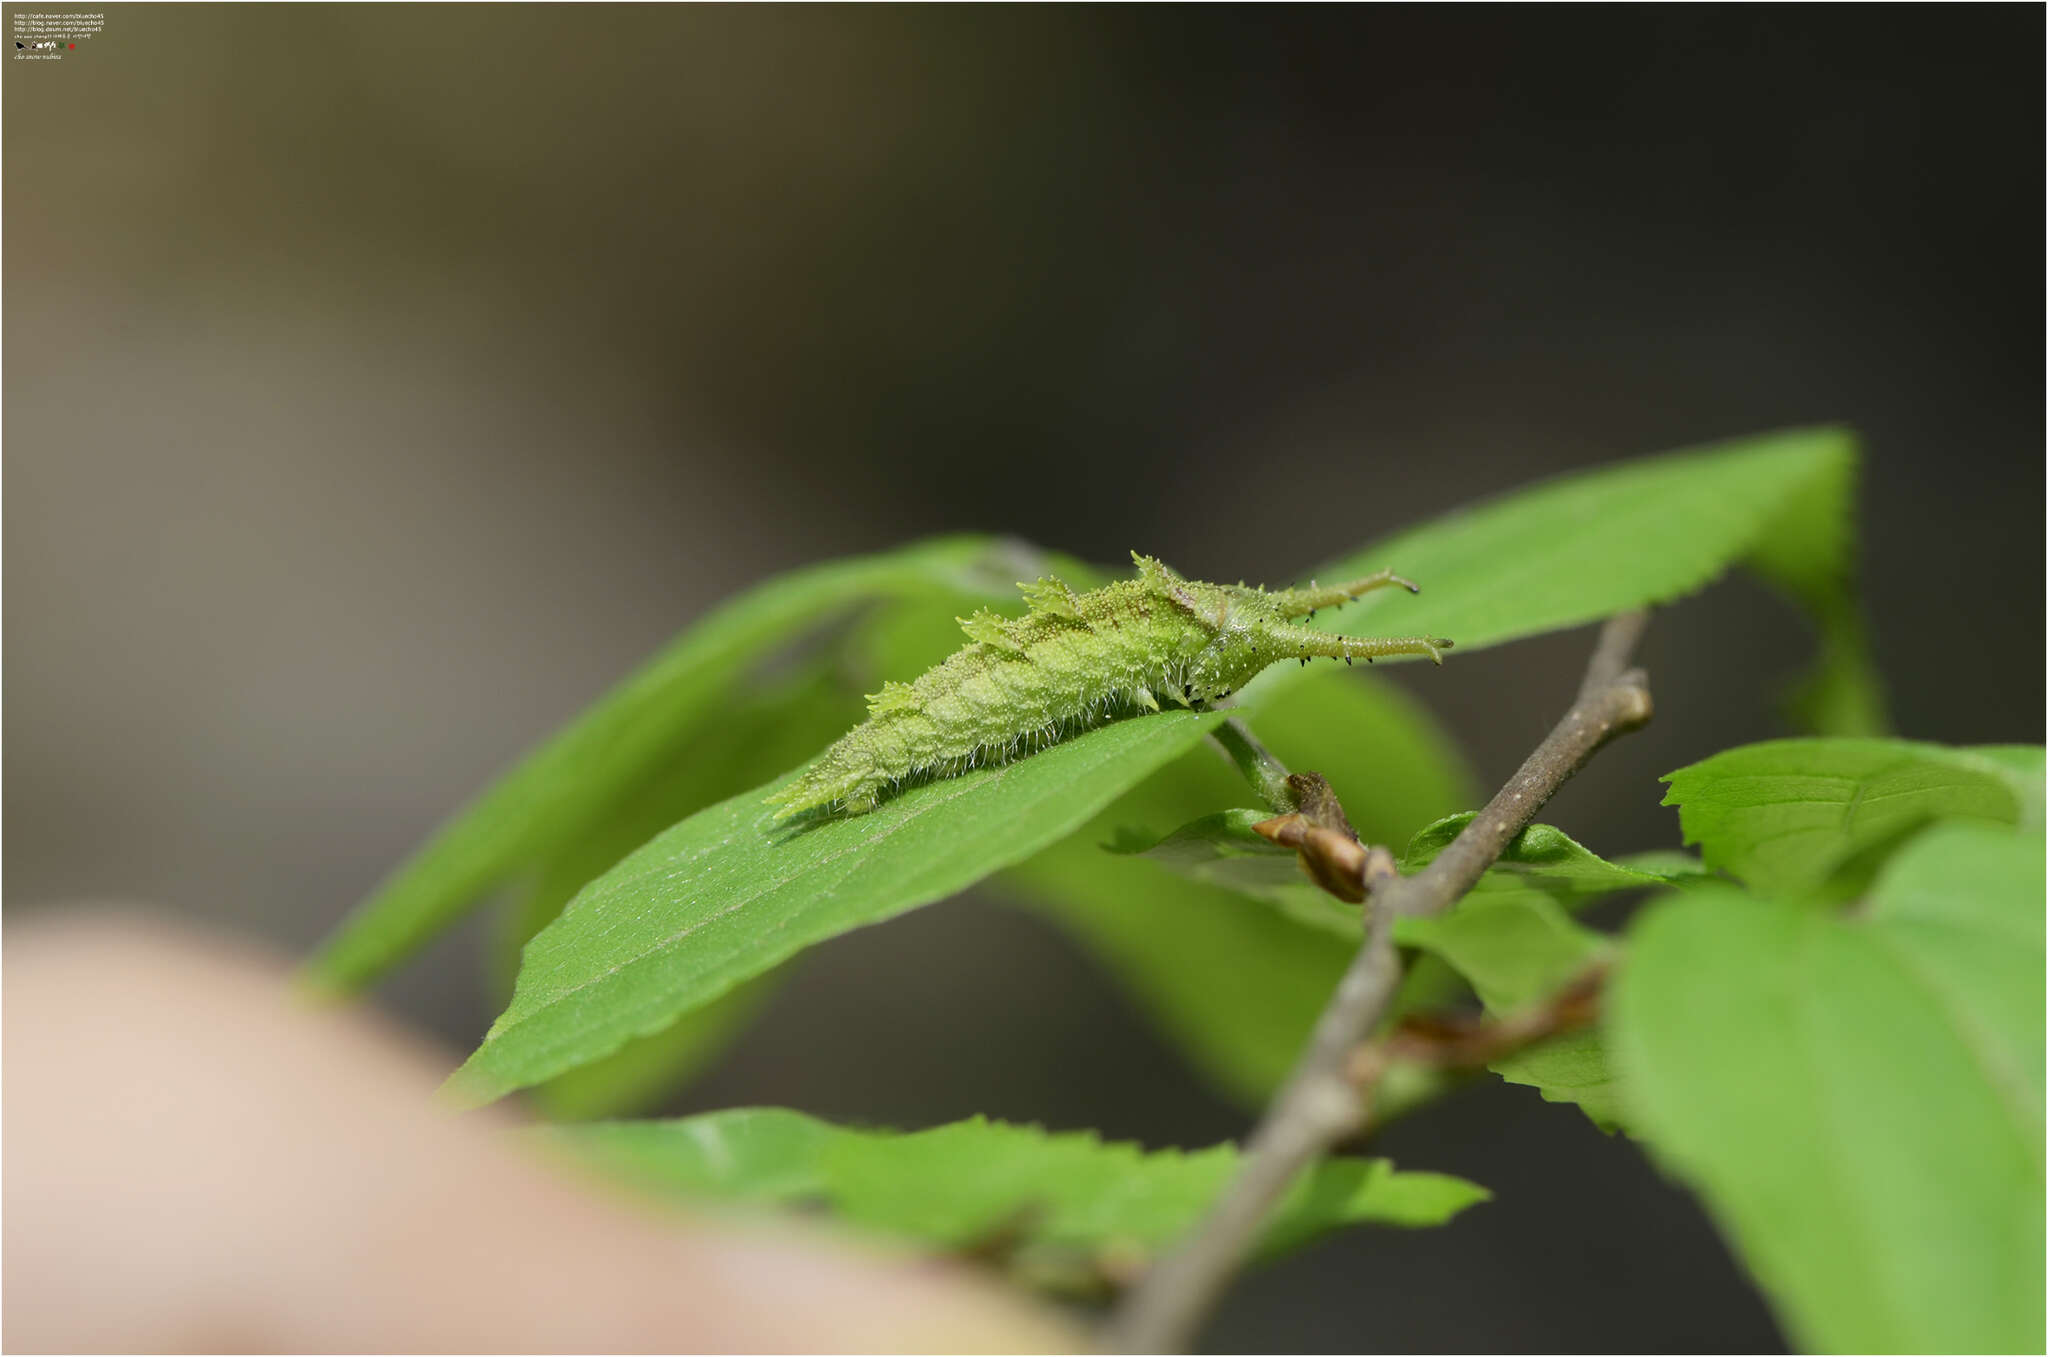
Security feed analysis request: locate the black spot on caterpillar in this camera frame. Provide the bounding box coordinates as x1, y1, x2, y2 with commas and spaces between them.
766, 552, 1452, 819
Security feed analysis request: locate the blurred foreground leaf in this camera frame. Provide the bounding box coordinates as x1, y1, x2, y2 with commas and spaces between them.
448, 712, 1226, 1106
1612, 824, 2045, 1352
1661, 738, 2044, 898
548, 1108, 1488, 1286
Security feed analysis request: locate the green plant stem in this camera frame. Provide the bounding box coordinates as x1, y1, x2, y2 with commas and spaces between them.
1209, 717, 1298, 814
1107, 611, 1654, 1353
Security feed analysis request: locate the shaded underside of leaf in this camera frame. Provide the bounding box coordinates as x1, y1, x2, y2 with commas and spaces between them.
546, 1107, 1489, 1279
1611, 826, 2046, 1352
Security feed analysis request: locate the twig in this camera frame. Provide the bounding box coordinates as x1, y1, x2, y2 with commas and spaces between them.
1577, 609, 1650, 702
1209, 716, 1299, 815
1252, 781, 1379, 904
1107, 611, 1652, 1352
1371, 960, 1608, 1073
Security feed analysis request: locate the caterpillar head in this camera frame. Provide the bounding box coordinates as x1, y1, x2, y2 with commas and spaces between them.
1184, 601, 1288, 702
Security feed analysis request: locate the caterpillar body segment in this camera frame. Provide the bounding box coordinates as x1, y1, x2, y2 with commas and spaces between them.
764, 552, 1451, 820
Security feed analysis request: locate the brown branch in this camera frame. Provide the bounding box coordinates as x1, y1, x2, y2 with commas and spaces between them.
1371, 961, 1608, 1074
1105, 611, 1652, 1353
1578, 609, 1650, 702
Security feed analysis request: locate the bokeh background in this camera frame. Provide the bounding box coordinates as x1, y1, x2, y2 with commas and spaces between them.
7, 6, 2042, 1350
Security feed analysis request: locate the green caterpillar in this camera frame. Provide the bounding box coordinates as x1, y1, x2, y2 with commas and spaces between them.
766, 552, 1452, 820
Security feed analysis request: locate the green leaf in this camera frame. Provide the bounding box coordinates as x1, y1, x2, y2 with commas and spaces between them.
1489, 1030, 1626, 1133
1612, 825, 2046, 1352
1606, 848, 1712, 879
1860, 825, 2044, 1143
547, 1108, 1488, 1283
447, 711, 1228, 1106
999, 666, 1478, 1104
1108, 808, 1359, 936
1400, 814, 1692, 894
497, 666, 869, 985
308, 536, 1065, 992
528, 971, 783, 1121
501, 575, 1119, 1118
496, 670, 865, 1118
1740, 435, 1888, 735
1396, 890, 1611, 1014
1391, 817, 1648, 1127
1962, 745, 2048, 828
507, 593, 1084, 1118
1661, 738, 2044, 897
1245, 427, 1881, 735
492, 673, 860, 1118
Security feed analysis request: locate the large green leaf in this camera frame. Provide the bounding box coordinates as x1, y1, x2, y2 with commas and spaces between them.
507, 602, 1006, 1119
447, 711, 1228, 1106
1244, 427, 1878, 728
527, 971, 783, 1122
308, 536, 1066, 992
1738, 440, 1888, 735
547, 1107, 1488, 1286
1661, 739, 2045, 898
1612, 825, 2045, 1352
492, 671, 862, 1118
496, 666, 868, 987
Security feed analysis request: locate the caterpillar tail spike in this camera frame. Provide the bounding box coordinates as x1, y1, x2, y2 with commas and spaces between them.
764, 552, 1451, 821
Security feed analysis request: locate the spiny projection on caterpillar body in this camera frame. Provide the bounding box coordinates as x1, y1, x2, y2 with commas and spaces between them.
766, 553, 1453, 820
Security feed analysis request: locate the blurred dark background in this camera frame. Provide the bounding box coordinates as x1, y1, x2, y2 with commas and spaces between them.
7, 6, 2042, 1350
